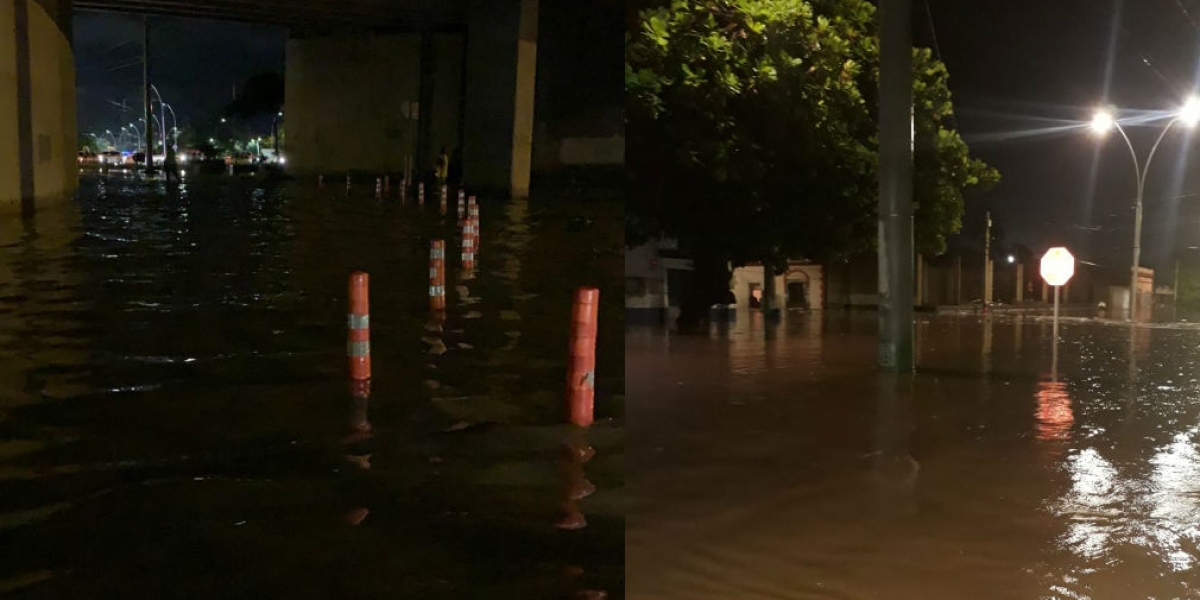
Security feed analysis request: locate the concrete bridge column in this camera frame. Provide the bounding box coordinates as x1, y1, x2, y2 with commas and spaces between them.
463, 0, 537, 199
1, 0, 77, 216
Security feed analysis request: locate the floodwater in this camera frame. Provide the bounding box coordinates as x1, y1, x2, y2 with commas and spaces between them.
627, 312, 1200, 599
0, 170, 623, 599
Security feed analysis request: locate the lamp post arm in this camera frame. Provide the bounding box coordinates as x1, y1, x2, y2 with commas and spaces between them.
1111, 120, 1143, 198
1140, 117, 1180, 195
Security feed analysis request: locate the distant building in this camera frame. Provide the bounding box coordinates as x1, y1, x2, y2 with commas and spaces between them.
626, 240, 825, 324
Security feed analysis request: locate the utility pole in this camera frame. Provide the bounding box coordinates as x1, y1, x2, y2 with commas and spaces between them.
983, 211, 993, 305
142, 16, 153, 173
876, 0, 915, 372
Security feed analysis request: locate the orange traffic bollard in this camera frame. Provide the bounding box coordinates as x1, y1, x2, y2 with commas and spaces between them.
566, 287, 599, 427
400, 177, 408, 204
457, 189, 466, 221
375, 177, 382, 197
468, 203, 481, 255
430, 240, 446, 311
440, 185, 448, 215
348, 272, 371, 380
418, 182, 425, 207
461, 214, 476, 278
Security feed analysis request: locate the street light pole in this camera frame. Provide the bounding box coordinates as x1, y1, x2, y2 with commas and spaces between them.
143, 15, 153, 173
1092, 100, 1199, 322
127, 122, 142, 150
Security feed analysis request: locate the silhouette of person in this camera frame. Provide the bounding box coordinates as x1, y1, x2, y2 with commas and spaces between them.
435, 147, 449, 185
163, 144, 180, 182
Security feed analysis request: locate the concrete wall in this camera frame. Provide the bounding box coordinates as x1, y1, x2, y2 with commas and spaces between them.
284, 33, 422, 174
560, 135, 624, 165
1, 0, 76, 215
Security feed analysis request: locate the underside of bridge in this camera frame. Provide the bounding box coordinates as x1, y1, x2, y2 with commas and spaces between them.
2, 0, 542, 211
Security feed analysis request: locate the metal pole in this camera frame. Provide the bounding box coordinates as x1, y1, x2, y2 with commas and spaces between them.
1053, 284, 1060, 343
983, 210, 993, 305
142, 16, 153, 173
877, 0, 914, 372
1051, 296, 1059, 382
1130, 189, 1143, 322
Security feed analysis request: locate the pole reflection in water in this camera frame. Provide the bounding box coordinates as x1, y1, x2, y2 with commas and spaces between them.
1014, 315, 1023, 355
981, 314, 994, 375
872, 374, 919, 518
343, 379, 373, 526
555, 430, 596, 531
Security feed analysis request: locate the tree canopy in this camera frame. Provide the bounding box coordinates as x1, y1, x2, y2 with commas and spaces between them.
626, 0, 999, 313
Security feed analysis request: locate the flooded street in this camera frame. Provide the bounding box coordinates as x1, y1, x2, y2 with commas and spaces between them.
628, 313, 1200, 599
0, 171, 623, 599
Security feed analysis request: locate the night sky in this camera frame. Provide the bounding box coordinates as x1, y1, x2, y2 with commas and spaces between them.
930, 0, 1200, 271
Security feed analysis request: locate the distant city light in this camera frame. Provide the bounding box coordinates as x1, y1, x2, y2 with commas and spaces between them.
1007, 255, 1015, 264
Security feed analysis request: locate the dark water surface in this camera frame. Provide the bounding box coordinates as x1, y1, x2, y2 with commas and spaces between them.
0, 171, 623, 599
628, 312, 1200, 599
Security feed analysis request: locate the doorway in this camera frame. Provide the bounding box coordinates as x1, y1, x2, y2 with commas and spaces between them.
787, 281, 809, 309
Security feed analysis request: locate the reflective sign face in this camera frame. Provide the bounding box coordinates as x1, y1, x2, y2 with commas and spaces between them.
1040, 247, 1075, 286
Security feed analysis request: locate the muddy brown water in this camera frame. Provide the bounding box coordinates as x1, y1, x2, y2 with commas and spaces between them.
628, 311, 1200, 599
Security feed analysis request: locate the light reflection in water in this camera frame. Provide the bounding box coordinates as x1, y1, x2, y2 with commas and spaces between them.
1146, 431, 1200, 572
1035, 380, 1074, 443
1057, 448, 1123, 561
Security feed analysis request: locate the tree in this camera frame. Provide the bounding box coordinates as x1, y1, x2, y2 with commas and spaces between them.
626, 0, 998, 325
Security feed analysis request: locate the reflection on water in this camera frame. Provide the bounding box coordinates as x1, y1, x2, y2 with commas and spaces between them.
1035, 380, 1074, 444
628, 312, 1200, 599
0, 173, 624, 598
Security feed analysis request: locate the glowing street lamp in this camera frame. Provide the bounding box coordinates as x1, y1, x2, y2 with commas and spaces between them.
1089, 97, 1200, 321
1090, 110, 1114, 134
